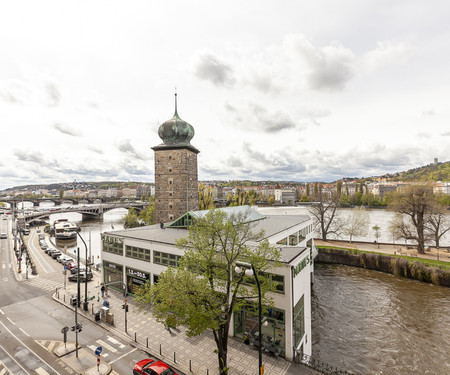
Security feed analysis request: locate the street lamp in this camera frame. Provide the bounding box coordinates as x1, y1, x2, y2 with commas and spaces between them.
76, 231, 89, 311
235, 261, 263, 375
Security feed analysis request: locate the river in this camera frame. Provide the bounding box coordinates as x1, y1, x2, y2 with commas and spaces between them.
312, 263, 450, 375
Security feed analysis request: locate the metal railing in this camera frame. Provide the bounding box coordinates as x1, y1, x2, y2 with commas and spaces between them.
294, 351, 354, 375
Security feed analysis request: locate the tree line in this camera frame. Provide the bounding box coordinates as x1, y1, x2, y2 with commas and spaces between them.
310, 184, 450, 254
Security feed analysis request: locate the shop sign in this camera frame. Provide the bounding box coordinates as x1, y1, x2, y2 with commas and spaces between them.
132, 277, 146, 286
127, 268, 149, 280
105, 261, 122, 271
293, 255, 311, 278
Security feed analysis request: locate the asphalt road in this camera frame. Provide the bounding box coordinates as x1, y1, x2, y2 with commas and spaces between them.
0, 217, 160, 375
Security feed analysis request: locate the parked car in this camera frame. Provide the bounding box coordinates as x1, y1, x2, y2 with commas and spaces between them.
66, 262, 77, 270
70, 265, 86, 274
68, 271, 93, 282
51, 250, 62, 259
61, 257, 75, 265
0, 233, 7, 239
46, 248, 57, 256
133, 359, 178, 375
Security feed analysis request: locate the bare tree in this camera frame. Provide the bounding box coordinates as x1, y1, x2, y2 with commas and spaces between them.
426, 204, 450, 248
309, 187, 343, 240
342, 206, 370, 242
389, 184, 435, 254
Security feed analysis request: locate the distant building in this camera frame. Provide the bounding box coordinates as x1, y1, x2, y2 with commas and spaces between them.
274, 188, 296, 205
152, 94, 199, 223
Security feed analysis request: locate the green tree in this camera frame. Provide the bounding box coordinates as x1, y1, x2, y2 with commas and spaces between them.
267, 195, 275, 206
198, 183, 216, 210
138, 199, 156, 225
372, 224, 381, 248
135, 209, 280, 375
336, 180, 342, 198
123, 208, 142, 228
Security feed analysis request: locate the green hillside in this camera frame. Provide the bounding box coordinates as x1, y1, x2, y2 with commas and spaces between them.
397, 161, 450, 182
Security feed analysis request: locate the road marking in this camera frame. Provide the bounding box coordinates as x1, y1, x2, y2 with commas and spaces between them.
95, 339, 117, 353
0, 309, 4, 315
19, 328, 30, 337
35, 368, 50, 375
0, 323, 60, 374
0, 344, 30, 375
87, 345, 97, 352
47, 341, 56, 352
6, 318, 15, 325
106, 336, 126, 349
108, 347, 137, 365
0, 367, 6, 375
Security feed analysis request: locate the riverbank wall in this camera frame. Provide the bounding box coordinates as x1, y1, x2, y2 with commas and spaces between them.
316, 247, 450, 287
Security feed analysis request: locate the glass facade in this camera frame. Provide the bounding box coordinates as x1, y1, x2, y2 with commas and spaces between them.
103, 261, 123, 291
126, 267, 150, 295
102, 234, 123, 255
126, 245, 151, 262
293, 295, 305, 347
153, 251, 181, 267
234, 305, 286, 356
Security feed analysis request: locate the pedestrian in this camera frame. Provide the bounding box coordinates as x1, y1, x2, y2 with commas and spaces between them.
101, 284, 105, 298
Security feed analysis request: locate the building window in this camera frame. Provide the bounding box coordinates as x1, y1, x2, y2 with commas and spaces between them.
125, 245, 151, 262
169, 168, 172, 173
153, 251, 181, 267
240, 272, 285, 294
101, 234, 123, 255
153, 274, 159, 284
293, 295, 305, 347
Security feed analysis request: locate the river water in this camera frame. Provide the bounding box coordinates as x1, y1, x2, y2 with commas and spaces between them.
312, 263, 450, 375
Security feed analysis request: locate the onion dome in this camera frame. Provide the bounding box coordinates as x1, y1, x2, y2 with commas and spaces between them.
158, 93, 195, 146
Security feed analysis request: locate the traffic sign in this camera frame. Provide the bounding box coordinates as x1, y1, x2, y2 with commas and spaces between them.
95, 346, 102, 355
61, 326, 69, 334
18, 257, 22, 261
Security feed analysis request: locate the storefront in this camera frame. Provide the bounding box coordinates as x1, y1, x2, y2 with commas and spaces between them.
103, 261, 123, 291
126, 267, 150, 295
234, 305, 286, 357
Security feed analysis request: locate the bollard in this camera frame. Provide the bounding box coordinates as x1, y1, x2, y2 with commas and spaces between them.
160, 344, 162, 356
189, 360, 192, 372
92, 303, 94, 314
64, 295, 65, 302
207, 369, 209, 375
134, 332, 137, 342
146, 338, 148, 348
174, 352, 176, 363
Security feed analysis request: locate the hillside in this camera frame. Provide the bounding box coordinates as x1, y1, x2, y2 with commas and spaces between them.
397, 161, 450, 182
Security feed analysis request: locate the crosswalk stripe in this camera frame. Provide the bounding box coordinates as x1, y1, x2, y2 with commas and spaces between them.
35, 368, 50, 375
95, 339, 117, 353
47, 341, 56, 352
0, 367, 7, 375
106, 336, 126, 349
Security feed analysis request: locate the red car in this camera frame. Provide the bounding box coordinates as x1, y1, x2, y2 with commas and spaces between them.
133, 359, 178, 375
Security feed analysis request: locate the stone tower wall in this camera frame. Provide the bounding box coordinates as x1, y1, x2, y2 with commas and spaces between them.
154, 148, 198, 223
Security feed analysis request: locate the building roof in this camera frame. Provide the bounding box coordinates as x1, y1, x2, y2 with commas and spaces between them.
152, 93, 199, 154
103, 207, 311, 264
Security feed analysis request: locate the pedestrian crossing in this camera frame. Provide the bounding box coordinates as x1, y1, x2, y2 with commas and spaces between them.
37, 334, 127, 359
0, 356, 27, 375
24, 276, 62, 292
0, 359, 12, 375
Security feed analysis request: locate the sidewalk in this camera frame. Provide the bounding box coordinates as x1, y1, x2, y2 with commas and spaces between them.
51, 270, 320, 375
315, 239, 450, 263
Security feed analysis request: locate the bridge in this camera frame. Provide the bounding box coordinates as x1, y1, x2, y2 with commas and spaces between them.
19, 202, 147, 223
0, 196, 123, 207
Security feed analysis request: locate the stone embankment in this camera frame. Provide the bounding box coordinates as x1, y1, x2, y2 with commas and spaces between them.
315, 239, 450, 287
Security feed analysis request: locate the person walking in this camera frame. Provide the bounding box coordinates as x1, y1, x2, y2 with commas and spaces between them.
101, 284, 105, 298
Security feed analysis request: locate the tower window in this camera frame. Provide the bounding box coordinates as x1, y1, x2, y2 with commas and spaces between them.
169, 168, 172, 173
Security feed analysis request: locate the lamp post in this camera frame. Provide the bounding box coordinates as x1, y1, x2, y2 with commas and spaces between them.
76, 231, 89, 311
235, 261, 263, 375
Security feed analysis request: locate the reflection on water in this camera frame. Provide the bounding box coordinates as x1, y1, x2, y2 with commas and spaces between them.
312, 264, 450, 375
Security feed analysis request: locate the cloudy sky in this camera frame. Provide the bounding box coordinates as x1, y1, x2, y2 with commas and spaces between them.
1, 0, 449, 190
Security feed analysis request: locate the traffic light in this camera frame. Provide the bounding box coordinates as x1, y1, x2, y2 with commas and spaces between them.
71, 323, 82, 332
122, 304, 128, 312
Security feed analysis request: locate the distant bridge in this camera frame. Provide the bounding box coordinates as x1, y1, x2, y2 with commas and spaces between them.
0, 196, 123, 207
19, 202, 147, 223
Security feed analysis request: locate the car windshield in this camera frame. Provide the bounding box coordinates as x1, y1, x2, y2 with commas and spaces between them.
160, 368, 176, 375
